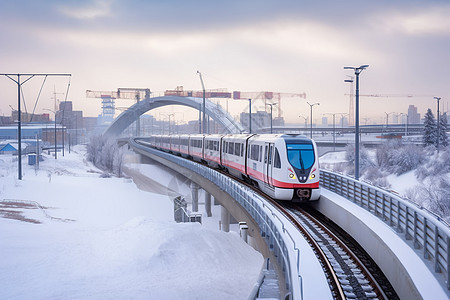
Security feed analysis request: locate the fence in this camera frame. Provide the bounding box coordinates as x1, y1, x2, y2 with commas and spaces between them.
320, 170, 450, 289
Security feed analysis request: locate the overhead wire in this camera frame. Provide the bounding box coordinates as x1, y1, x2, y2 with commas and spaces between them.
60, 76, 71, 125
20, 85, 29, 122
29, 75, 48, 123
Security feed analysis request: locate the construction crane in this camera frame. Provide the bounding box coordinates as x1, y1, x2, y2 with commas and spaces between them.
164, 86, 306, 118
86, 88, 151, 134
231, 91, 306, 118
346, 94, 434, 98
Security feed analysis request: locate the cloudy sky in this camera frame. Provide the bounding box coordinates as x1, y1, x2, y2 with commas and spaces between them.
0, 0, 449, 124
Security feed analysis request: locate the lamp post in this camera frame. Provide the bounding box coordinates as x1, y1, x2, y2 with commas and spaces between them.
266, 103, 277, 134
324, 113, 341, 151
434, 97, 441, 151
384, 112, 395, 134
168, 113, 174, 134
336, 113, 349, 129
299, 115, 308, 129
44, 109, 57, 159
196, 71, 206, 134
344, 64, 369, 180
400, 113, 408, 137
307, 102, 320, 138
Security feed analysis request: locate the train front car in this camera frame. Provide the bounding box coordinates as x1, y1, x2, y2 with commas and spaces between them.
281, 135, 320, 201
247, 134, 320, 201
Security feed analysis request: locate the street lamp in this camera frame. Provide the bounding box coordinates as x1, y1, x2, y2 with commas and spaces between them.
400, 113, 408, 137
307, 102, 320, 138
266, 103, 277, 134
298, 115, 308, 132
324, 113, 343, 152
344, 64, 369, 180
336, 113, 349, 129
197, 71, 206, 134
384, 112, 395, 133
168, 113, 174, 134
44, 109, 57, 159
434, 97, 441, 151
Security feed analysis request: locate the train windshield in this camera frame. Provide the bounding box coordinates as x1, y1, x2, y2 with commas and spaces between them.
286, 143, 315, 170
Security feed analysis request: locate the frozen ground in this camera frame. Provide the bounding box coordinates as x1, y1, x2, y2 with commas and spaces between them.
0, 146, 263, 300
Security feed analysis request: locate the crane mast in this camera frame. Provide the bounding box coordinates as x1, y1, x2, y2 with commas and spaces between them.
86, 88, 151, 135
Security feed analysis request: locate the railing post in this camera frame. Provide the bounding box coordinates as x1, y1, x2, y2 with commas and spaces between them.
424, 218, 429, 259
447, 236, 450, 289
405, 206, 411, 240
435, 226, 441, 273
397, 202, 403, 233
414, 211, 419, 249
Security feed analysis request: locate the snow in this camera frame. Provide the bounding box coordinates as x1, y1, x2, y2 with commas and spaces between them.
386, 170, 420, 196
318, 151, 346, 164
0, 146, 263, 300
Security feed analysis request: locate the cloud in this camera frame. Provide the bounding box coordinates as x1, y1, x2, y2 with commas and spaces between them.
58, 0, 113, 20
374, 5, 450, 36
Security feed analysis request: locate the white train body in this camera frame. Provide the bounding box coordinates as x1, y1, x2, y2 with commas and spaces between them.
137, 134, 320, 201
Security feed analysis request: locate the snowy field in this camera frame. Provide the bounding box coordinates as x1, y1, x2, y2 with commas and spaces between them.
0, 146, 263, 300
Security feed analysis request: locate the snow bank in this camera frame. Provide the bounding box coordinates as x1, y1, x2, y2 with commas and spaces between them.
0, 146, 263, 299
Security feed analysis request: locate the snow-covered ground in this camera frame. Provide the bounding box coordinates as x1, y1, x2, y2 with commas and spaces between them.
319, 150, 443, 198
0, 146, 263, 300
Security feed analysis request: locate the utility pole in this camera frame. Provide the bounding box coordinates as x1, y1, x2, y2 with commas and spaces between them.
44, 109, 57, 159
344, 65, 369, 180
0, 73, 71, 180
52, 87, 65, 155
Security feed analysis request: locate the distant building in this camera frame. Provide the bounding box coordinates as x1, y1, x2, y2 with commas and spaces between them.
273, 117, 285, 127
240, 111, 270, 132
321, 117, 328, 127
407, 105, 421, 124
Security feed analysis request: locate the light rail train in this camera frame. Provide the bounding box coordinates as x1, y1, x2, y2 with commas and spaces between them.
135, 134, 320, 201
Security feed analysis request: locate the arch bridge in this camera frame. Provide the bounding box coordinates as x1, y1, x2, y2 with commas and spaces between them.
104, 96, 244, 136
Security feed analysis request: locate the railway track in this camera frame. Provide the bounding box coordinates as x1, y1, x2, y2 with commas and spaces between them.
279, 203, 399, 300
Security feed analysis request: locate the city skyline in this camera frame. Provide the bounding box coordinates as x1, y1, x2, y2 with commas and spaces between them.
0, 0, 449, 125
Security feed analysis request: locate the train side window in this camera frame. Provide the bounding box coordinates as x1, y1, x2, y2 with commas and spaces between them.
274, 148, 281, 168
268, 145, 273, 165
241, 144, 244, 157
264, 146, 268, 163
259, 146, 263, 162
229, 142, 234, 155
235, 143, 240, 156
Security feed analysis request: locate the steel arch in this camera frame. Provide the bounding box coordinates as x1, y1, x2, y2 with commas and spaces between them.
103, 96, 244, 136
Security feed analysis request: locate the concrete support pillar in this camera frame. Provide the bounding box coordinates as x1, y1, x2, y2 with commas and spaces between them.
191, 182, 199, 212
213, 196, 220, 206
220, 205, 230, 232
205, 191, 212, 217
239, 222, 248, 243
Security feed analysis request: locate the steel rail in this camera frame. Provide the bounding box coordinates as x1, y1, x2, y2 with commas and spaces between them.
294, 207, 389, 299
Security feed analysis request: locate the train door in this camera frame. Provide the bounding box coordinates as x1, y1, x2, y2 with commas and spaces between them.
263, 142, 274, 186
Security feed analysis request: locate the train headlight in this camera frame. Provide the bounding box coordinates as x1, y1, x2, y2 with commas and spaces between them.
289, 173, 296, 179
310, 174, 316, 179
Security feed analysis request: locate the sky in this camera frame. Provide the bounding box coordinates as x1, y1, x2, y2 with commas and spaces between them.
0, 0, 449, 125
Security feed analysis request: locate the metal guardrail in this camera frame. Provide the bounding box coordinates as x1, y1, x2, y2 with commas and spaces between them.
320, 170, 450, 289
129, 139, 302, 300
